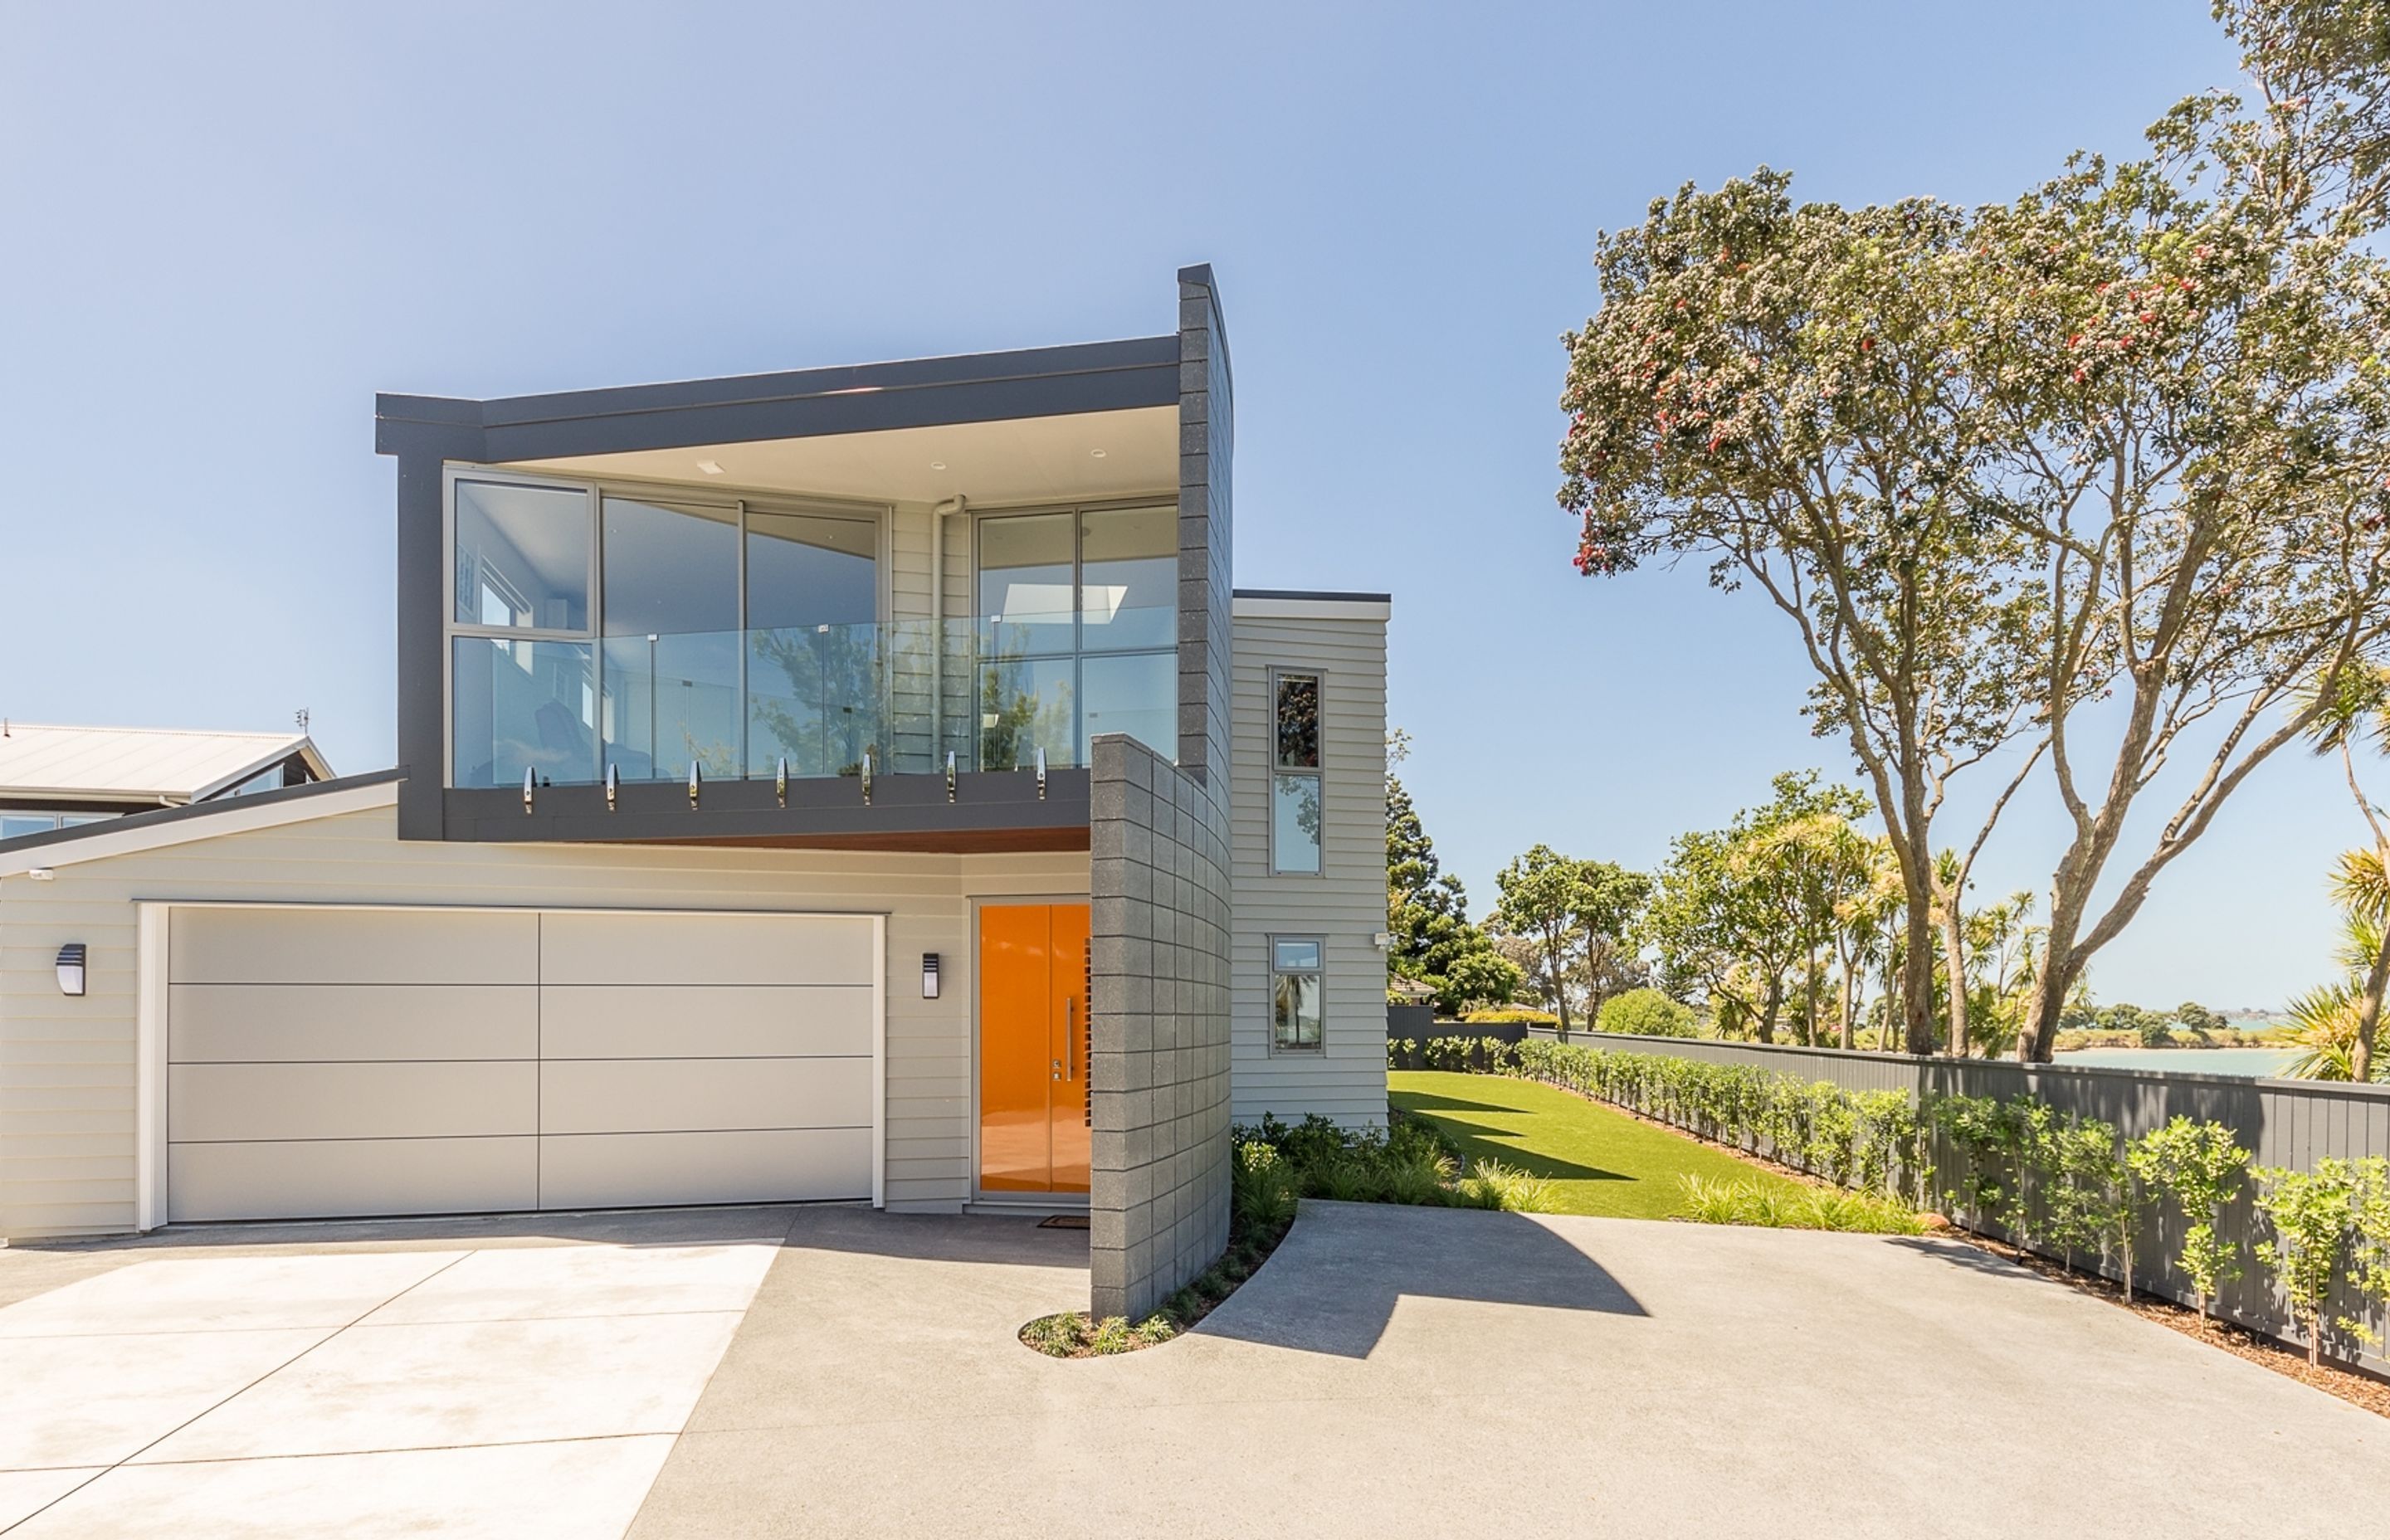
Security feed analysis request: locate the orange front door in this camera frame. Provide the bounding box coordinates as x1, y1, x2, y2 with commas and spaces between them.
978, 903, 1090, 1195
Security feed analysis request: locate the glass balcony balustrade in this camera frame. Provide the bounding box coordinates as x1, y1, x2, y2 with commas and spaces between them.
450, 606, 1178, 791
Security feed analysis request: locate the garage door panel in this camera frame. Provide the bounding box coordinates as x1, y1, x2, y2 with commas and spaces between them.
170, 984, 538, 1064
539, 1058, 870, 1135
168, 1138, 538, 1222
538, 1128, 870, 1209
538, 913, 874, 986
171, 908, 539, 986
169, 1063, 538, 1143
539, 985, 872, 1060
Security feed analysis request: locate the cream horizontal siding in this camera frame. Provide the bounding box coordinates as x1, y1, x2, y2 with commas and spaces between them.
0, 802, 1085, 1237
1228, 612, 1389, 1128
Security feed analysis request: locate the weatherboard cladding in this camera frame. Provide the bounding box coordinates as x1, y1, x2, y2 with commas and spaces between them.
1228, 609, 1390, 1128
0, 797, 1085, 1239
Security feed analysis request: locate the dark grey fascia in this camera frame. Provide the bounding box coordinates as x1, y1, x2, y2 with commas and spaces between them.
375, 335, 1181, 464
1232, 588, 1393, 604
442, 768, 1090, 845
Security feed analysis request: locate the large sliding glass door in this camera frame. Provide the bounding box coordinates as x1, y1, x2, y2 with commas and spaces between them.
446, 469, 882, 789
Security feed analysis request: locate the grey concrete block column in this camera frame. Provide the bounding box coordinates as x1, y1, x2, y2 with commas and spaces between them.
1088, 733, 1232, 1322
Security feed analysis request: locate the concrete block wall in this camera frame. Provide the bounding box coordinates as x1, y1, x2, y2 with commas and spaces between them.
1083, 272, 1236, 1321
1088, 734, 1233, 1320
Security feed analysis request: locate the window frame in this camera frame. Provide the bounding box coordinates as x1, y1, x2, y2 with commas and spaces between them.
441, 462, 889, 790
1266, 666, 1324, 878
1267, 933, 1327, 1055
968, 498, 1180, 769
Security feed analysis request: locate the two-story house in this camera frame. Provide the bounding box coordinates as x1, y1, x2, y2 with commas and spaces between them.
0, 267, 1387, 1318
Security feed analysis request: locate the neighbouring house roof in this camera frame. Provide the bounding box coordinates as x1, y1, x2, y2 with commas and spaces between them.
0, 769, 402, 874
0, 723, 335, 807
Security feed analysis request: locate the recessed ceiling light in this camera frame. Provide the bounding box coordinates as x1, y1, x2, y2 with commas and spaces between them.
695, 460, 724, 475
1090, 448, 1107, 459
929, 461, 947, 471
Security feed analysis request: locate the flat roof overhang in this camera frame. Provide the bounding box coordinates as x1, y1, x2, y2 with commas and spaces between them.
375, 335, 1183, 477
440, 768, 1092, 852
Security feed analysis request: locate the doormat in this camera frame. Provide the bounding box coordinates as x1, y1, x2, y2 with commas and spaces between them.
1037, 1215, 1090, 1230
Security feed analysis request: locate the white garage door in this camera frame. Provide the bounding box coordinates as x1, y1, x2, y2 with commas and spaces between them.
164, 906, 878, 1222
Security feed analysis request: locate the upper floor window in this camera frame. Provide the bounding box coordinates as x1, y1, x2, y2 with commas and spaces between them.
453, 481, 589, 631
1271, 671, 1322, 875
446, 470, 881, 790
975, 504, 1177, 770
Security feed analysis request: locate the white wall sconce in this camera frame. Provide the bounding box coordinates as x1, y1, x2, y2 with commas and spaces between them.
1372, 932, 1392, 949
56, 943, 86, 997
922, 953, 941, 999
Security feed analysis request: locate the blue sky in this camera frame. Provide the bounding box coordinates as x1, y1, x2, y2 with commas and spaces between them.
0, 2, 2356, 1008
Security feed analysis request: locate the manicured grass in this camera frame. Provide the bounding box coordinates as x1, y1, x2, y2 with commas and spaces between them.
1388, 1070, 1808, 1220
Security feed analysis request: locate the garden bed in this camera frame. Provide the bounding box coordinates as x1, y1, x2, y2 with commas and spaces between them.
1945, 1231, 2390, 1420
1018, 1109, 1553, 1357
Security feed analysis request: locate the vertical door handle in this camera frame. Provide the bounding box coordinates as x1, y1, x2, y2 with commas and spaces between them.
1066, 997, 1077, 1080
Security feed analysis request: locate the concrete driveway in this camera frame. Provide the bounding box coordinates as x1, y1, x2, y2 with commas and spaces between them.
4, 1201, 2385, 1538
0, 1208, 788, 1538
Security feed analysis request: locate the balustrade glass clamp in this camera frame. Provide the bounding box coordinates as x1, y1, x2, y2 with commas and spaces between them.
776, 756, 789, 808
1036, 746, 1047, 801
522, 768, 535, 814
688, 762, 701, 808
945, 751, 957, 803
861, 751, 874, 806
605, 763, 619, 811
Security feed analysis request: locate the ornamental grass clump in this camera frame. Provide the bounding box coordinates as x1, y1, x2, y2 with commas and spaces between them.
1674, 1174, 1925, 1235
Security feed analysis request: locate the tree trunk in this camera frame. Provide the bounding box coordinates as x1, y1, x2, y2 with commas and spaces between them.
1882, 936, 1899, 1054
1838, 942, 1858, 1051
1941, 893, 1969, 1060
2018, 885, 2090, 1063
1757, 977, 1782, 1045
1803, 945, 1821, 1046
2353, 898, 2389, 1085
1900, 885, 1936, 1055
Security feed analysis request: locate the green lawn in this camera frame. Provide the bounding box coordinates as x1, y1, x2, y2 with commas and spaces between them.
1388, 1070, 1808, 1220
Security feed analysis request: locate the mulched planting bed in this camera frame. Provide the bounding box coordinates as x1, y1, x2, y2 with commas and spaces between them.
1945, 1230, 2390, 1421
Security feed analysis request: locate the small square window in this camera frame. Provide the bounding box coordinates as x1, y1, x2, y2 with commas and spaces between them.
1271, 935, 1324, 1051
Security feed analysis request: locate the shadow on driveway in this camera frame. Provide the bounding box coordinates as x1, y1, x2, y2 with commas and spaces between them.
1195, 1199, 1646, 1359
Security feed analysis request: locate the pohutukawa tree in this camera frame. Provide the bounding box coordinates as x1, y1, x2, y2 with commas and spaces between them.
1966, 12, 2390, 1060
1558, 178, 2046, 1054
1560, 0, 2390, 1060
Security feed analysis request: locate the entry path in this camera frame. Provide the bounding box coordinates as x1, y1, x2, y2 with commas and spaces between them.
0, 1211, 785, 1538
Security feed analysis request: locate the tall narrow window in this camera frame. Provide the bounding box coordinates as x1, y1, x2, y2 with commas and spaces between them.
449, 480, 598, 787
745, 510, 880, 777
1271, 937, 1324, 1051
1271, 671, 1322, 875
599, 497, 739, 782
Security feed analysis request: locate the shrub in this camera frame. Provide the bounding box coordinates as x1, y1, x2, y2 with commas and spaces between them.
2256, 1161, 2360, 1366
1596, 987, 1698, 1038
2126, 1117, 2250, 1321
1465, 1007, 1559, 1026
